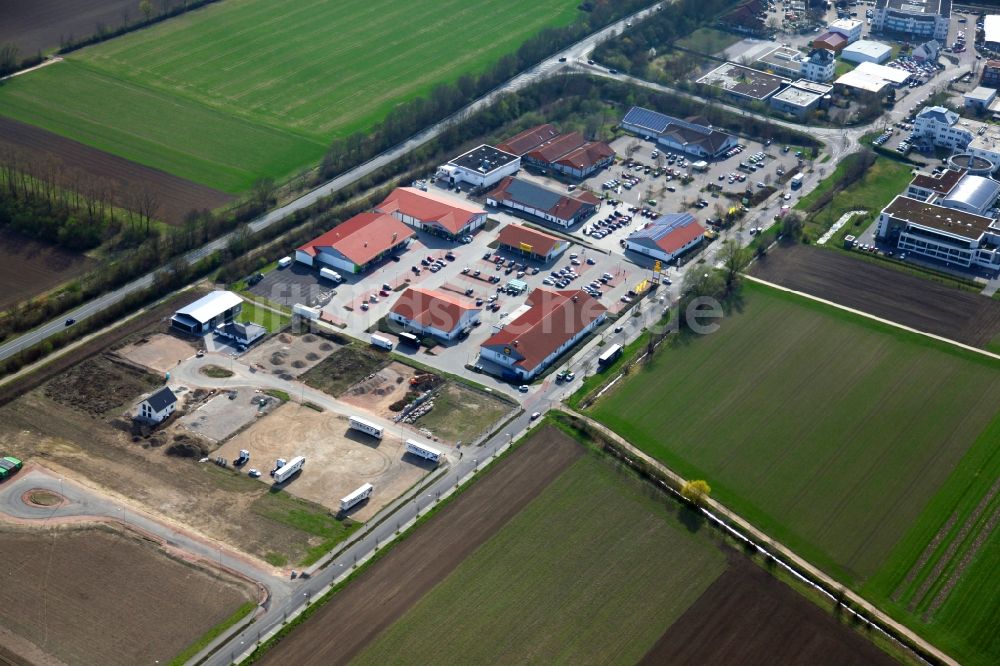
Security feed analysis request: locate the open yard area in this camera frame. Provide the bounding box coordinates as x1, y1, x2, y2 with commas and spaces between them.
589, 281, 1000, 665
0, 0, 582, 192
301, 344, 392, 398
0, 525, 255, 666
116, 332, 197, 373
410, 381, 512, 445
241, 332, 340, 379
675, 27, 740, 55
217, 402, 434, 522
259, 425, 896, 666
0, 227, 96, 310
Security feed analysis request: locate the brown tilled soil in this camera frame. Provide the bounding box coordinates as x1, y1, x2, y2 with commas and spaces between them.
42, 354, 161, 417
0, 117, 233, 225
0, 0, 188, 59
0, 228, 96, 310
639, 556, 897, 666
259, 426, 584, 666
749, 244, 1000, 347
0, 524, 255, 666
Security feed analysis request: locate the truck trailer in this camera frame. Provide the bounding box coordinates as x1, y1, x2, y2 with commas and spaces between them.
272, 456, 305, 484
340, 483, 374, 512
319, 267, 343, 283
405, 439, 442, 463
349, 416, 384, 440
370, 334, 393, 350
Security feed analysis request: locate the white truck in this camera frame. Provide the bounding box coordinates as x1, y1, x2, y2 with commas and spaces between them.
319, 267, 343, 283
371, 334, 393, 350
349, 415, 384, 439
340, 483, 374, 512
790, 173, 804, 190
405, 439, 442, 464
272, 456, 305, 484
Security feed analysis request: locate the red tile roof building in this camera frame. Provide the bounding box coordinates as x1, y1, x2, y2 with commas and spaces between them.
813, 31, 849, 53
479, 288, 607, 380
487, 177, 599, 228
496, 224, 570, 263
295, 212, 414, 274
388, 287, 481, 340
375, 187, 487, 239
498, 124, 615, 178
625, 213, 705, 263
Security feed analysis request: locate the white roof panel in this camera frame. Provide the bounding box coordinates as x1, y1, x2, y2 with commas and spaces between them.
175, 290, 243, 325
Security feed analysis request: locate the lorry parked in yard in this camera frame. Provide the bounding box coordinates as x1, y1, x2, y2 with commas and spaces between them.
319, 267, 343, 283
272, 455, 305, 484
340, 483, 374, 512
371, 334, 393, 350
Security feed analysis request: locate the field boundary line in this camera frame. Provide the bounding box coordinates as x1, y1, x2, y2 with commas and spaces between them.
744, 275, 1000, 361
0, 57, 62, 82
563, 409, 958, 666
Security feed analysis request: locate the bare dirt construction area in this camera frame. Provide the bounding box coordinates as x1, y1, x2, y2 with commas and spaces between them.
258, 426, 582, 666
178, 389, 278, 443
0, 0, 188, 55
639, 556, 896, 666
42, 353, 160, 417
750, 244, 1000, 347
115, 332, 196, 374
339, 361, 419, 418
242, 332, 340, 380
0, 117, 232, 226
412, 381, 513, 445
0, 524, 254, 666
217, 403, 430, 521
301, 344, 392, 398
0, 227, 95, 310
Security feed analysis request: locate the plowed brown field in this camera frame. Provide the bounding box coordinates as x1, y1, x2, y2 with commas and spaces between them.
0, 228, 95, 309
0, 117, 233, 225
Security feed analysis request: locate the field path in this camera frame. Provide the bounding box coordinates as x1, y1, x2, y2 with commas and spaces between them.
258, 427, 582, 666
564, 409, 960, 666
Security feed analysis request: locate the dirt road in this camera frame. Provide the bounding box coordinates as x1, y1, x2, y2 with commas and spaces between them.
259, 426, 583, 666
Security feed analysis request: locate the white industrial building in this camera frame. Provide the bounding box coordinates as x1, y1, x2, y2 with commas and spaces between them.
840, 40, 893, 64
436, 144, 520, 189
171, 291, 243, 335
876, 196, 1000, 270
872, 0, 951, 41
965, 87, 997, 112
770, 80, 833, 117
983, 15, 1000, 51
828, 18, 864, 43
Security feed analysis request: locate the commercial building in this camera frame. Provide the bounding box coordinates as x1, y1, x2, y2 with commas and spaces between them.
171, 291, 243, 335
905, 167, 1000, 216
905, 167, 966, 201
136, 387, 177, 424
872, 0, 951, 41
965, 87, 997, 112
697, 63, 784, 103
375, 187, 487, 239
214, 321, 267, 347
295, 213, 414, 274
981, 60, 1000, 88
912, 106, 972, 150
388, 287, 481, 341
755, 46, 804, 79
840, 39, 893, 64
435, 144, 520, 190
621, 107, 737, 159
479, 288, 607, 380
966, 124, 1000, 170
876, 196, 1000, 269
770, 80, 833, 117
800, 48, 836, 82
497, 124, 614, 178
828, 18, 864, 43
496, 224, 569, 263
486, 177, 598, 228
984, 15, 1000, 52
718, 0, 768, 36
813, 31, 849, 53
625, 213, 705, 263
836, 61, 911, 96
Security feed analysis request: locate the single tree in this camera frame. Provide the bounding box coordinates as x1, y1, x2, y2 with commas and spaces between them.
718, 239, 750, 290
139, 0, 154, 22
681, 479, 711, 506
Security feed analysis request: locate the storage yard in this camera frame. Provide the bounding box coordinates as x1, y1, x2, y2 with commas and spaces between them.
589, 281, 1000, 665
0, 525, 255, 666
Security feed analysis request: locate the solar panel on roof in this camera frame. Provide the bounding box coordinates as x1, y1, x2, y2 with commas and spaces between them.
622, 107, 673, 134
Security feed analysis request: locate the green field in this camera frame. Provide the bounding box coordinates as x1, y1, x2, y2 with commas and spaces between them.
589, 281, 1000, 665
353, 453, 728, 664
0, 0, 580, 193
675, 28, 740, 55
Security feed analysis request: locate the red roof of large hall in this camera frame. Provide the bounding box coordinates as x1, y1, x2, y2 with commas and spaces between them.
375, 187, 486, 235
496, 224, 563, 256
390, 287, 479, 333
297, 212, 414, 266
481, 288, 606, 372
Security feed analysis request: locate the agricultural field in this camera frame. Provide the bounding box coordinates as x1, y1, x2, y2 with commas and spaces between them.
0, 0, 582, 192
589, 281, 1000, 665
0, 227, 96, 310
0, 525, 255, 666
259, 425, 896, 665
